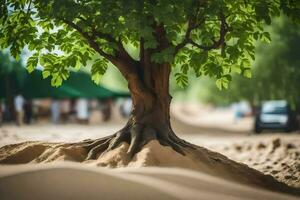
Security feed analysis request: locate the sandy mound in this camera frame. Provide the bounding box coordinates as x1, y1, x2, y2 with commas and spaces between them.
207, 137, 300, 188
0, 142, 87, 163
0, 139, 299, 196
0, 164, 174, 200
0, 163, 299, 200
87, 141, 204, 171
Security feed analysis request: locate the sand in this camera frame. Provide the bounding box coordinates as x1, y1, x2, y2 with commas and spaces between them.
1, 139, 300, 196
0, 162, 299, 200
171, 104, 300, 188
204, 136, 300, 188
0, 105, 300, 199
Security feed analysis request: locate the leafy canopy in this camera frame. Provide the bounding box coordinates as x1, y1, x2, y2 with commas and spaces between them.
202, 16, 300, 107
0, 0, 299, 88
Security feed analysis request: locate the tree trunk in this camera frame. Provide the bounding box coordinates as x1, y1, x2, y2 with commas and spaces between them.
77, 60, 190, 160
69, 25, 190, 159
127, 61, 172, 136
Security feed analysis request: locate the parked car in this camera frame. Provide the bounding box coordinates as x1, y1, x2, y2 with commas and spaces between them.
254, 100, 297, 133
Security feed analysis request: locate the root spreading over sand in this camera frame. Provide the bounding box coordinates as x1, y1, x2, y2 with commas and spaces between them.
0, 139, 299, 196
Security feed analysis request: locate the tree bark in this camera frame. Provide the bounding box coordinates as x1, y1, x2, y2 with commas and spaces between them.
127, 61, 172, 132
111, 59, 184, 157
76, 59, 192, 160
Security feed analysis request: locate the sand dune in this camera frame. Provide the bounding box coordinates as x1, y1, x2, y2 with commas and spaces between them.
0, 162, 299, 200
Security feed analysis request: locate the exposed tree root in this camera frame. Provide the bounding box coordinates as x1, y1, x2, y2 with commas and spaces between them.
70, 124, 195, 161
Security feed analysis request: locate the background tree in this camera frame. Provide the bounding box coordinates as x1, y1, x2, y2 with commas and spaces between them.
0, 0, 299, 158
0, 51, 24, 120
200, 16, 300, 108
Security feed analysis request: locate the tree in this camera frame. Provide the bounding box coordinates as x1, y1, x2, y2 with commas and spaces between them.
0, 0, 299, 159
0, 51, 24, 120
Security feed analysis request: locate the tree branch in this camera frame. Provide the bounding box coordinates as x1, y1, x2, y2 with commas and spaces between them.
61, 18, 116, 61
56, 16, 155, 101
78, 17, 138, 62
174, 0, 204, 54
140, 37, 145, 63
60, 17, 143, 86
76, 16, 118, 44
193, 12, 228, 50
174, 17, 205, 54
174, 12, 229, 54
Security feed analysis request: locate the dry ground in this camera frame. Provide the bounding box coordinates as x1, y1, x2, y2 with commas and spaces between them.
0, 120, 299, 188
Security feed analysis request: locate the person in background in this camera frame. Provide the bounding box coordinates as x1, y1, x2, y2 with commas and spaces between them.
14, 93, 25, 126
24, 99, 33, 124
0, 99, 3, 126
120, 98, 132, 118
61, 99, 71, 123
99, 98, 112, 122
76, 98, 89, 124
31, 100, 39, 122
50, 99, 61, 124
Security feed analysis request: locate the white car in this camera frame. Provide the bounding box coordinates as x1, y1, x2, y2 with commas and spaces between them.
254, 100, 297, 133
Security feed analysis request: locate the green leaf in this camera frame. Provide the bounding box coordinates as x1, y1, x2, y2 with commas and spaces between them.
151, 48, 175, 64
232, 65, 242, 74
216, 76, 230, 90
75, 60, 81, 70
181, 64, 189, 74
175, 73, 188, 88
51, 74, 63, 87
190, 51, 208, 66
261, 32, 271, 43
91, 59, 108, 84
243, 69, 252, 78
42, 70, 51, 79
26, 53, 39, 73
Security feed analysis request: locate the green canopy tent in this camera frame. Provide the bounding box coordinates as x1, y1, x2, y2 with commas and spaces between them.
1, 68, 129, 99
21, 70, 83, 99
23, 70, 129, 99
62, 71, 129, 99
